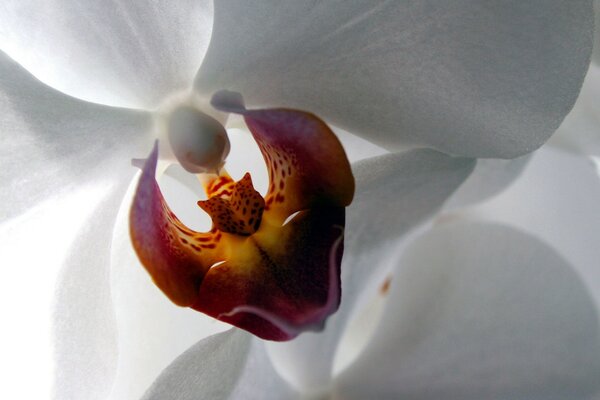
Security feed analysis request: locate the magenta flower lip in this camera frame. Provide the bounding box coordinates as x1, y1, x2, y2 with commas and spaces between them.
130, 101, 354, 341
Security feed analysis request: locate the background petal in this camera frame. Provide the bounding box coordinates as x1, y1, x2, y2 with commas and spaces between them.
266, 150, 474, 392
461, 147, 600, 310
336, 222, 600, 399
196, 1, 592, 158
0, 1, 213, 109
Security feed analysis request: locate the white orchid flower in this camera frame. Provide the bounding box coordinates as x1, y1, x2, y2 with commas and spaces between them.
0, 1, 598, 399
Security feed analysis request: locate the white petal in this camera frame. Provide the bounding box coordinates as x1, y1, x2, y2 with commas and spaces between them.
331, 126, 388, 163
229, 339, 301, 400
0, 1, 213, 109
593, 0, 600, 66
108, 175, 229, 400
550, 64, 600, 155
462, 147, 600, 309
266, 150, 474, 392
196, 1, 593, 158
52, 184, 127, 400
336, 222, 600, 399
0, 185, 117, 399
0, 50, 154, 398
141, 330, 251, 400
443, 155, 530, 210
0, 50, 153, 222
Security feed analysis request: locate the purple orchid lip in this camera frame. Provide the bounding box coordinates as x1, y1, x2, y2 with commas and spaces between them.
130, 96, 354, 341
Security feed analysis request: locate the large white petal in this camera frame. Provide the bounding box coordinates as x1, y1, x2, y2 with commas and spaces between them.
0, 50, 153, 222
336, 222, 600, 399
462, 147, 600, 309
52, 185, 127, 400
0, 1, 213, 109
266, 150, 474, 392
196, 1, 592, 158
0, 49, 155, 399
0, 184, 116, 400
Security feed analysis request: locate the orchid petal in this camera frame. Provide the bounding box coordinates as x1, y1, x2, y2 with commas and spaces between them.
443, 155, 530, 210
130, 106, 354, 341
196, 1, 592, 158
0, 50, 153, 398
336, 222, 600, 399
0, 50, 152, 222
142, 330, 251, 400
228, 339, 301, 400
550, 64, 600, 156
0, 184, 118, 399
52, 185, 127, 400
142, 331, 299, 400
266, 150, 474, 391
462, 147, 600, 309
593, 0, 600, 66
0, 1, 213, 109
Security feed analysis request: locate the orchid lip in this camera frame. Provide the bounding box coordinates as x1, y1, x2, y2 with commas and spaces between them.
130, 94, 354, 341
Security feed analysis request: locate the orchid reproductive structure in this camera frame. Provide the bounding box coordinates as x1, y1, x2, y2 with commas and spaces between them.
130, 94, 355, 341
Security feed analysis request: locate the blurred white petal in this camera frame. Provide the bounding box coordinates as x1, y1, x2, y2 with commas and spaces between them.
196, 1, 592, 158
462, 147, 600, 309
0, 1, 213, 108
266, 150, 474, 392
336, 222, 600, 399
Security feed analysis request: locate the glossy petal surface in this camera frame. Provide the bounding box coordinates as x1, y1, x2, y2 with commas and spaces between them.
130, 108, 354, 341
0, 0, 213, 108
196, 1, 592, 158
337, 222, 600, 399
